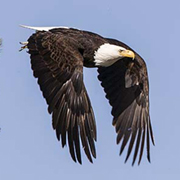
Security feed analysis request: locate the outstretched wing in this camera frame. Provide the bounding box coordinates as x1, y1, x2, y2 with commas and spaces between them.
97, 39, 154, 165
27, 31, 96, 164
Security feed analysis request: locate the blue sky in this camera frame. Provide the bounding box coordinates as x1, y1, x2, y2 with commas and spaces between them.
0, 0, 180, 179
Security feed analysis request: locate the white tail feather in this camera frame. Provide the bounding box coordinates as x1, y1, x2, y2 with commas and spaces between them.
20, 24, 69, 31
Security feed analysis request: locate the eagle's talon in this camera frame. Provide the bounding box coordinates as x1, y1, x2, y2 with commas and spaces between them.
19, 42, 28, 51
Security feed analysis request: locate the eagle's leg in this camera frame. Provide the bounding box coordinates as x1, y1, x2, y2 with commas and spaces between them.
19, 41, 28, 51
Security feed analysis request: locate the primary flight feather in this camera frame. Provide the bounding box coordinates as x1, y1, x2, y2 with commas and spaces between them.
21, 25, 154, 165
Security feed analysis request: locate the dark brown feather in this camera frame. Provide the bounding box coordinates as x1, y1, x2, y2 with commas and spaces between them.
27, 30, 96, 164
97, 38, 154, 165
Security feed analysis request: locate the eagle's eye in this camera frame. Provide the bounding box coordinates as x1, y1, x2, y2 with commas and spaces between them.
119, 49, 124, 53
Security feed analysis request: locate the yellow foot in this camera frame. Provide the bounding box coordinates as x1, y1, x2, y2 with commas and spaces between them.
19, 42, 28, 51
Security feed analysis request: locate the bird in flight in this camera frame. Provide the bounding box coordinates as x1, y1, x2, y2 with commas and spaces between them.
20, 25, 154, 165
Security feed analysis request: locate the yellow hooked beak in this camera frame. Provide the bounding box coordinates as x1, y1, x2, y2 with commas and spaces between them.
120, 50, 135, 60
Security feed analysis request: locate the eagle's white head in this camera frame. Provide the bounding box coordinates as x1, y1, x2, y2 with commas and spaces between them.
94, 43, 135, 67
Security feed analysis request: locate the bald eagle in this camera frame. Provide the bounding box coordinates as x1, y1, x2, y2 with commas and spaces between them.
20, 25, 154, 165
